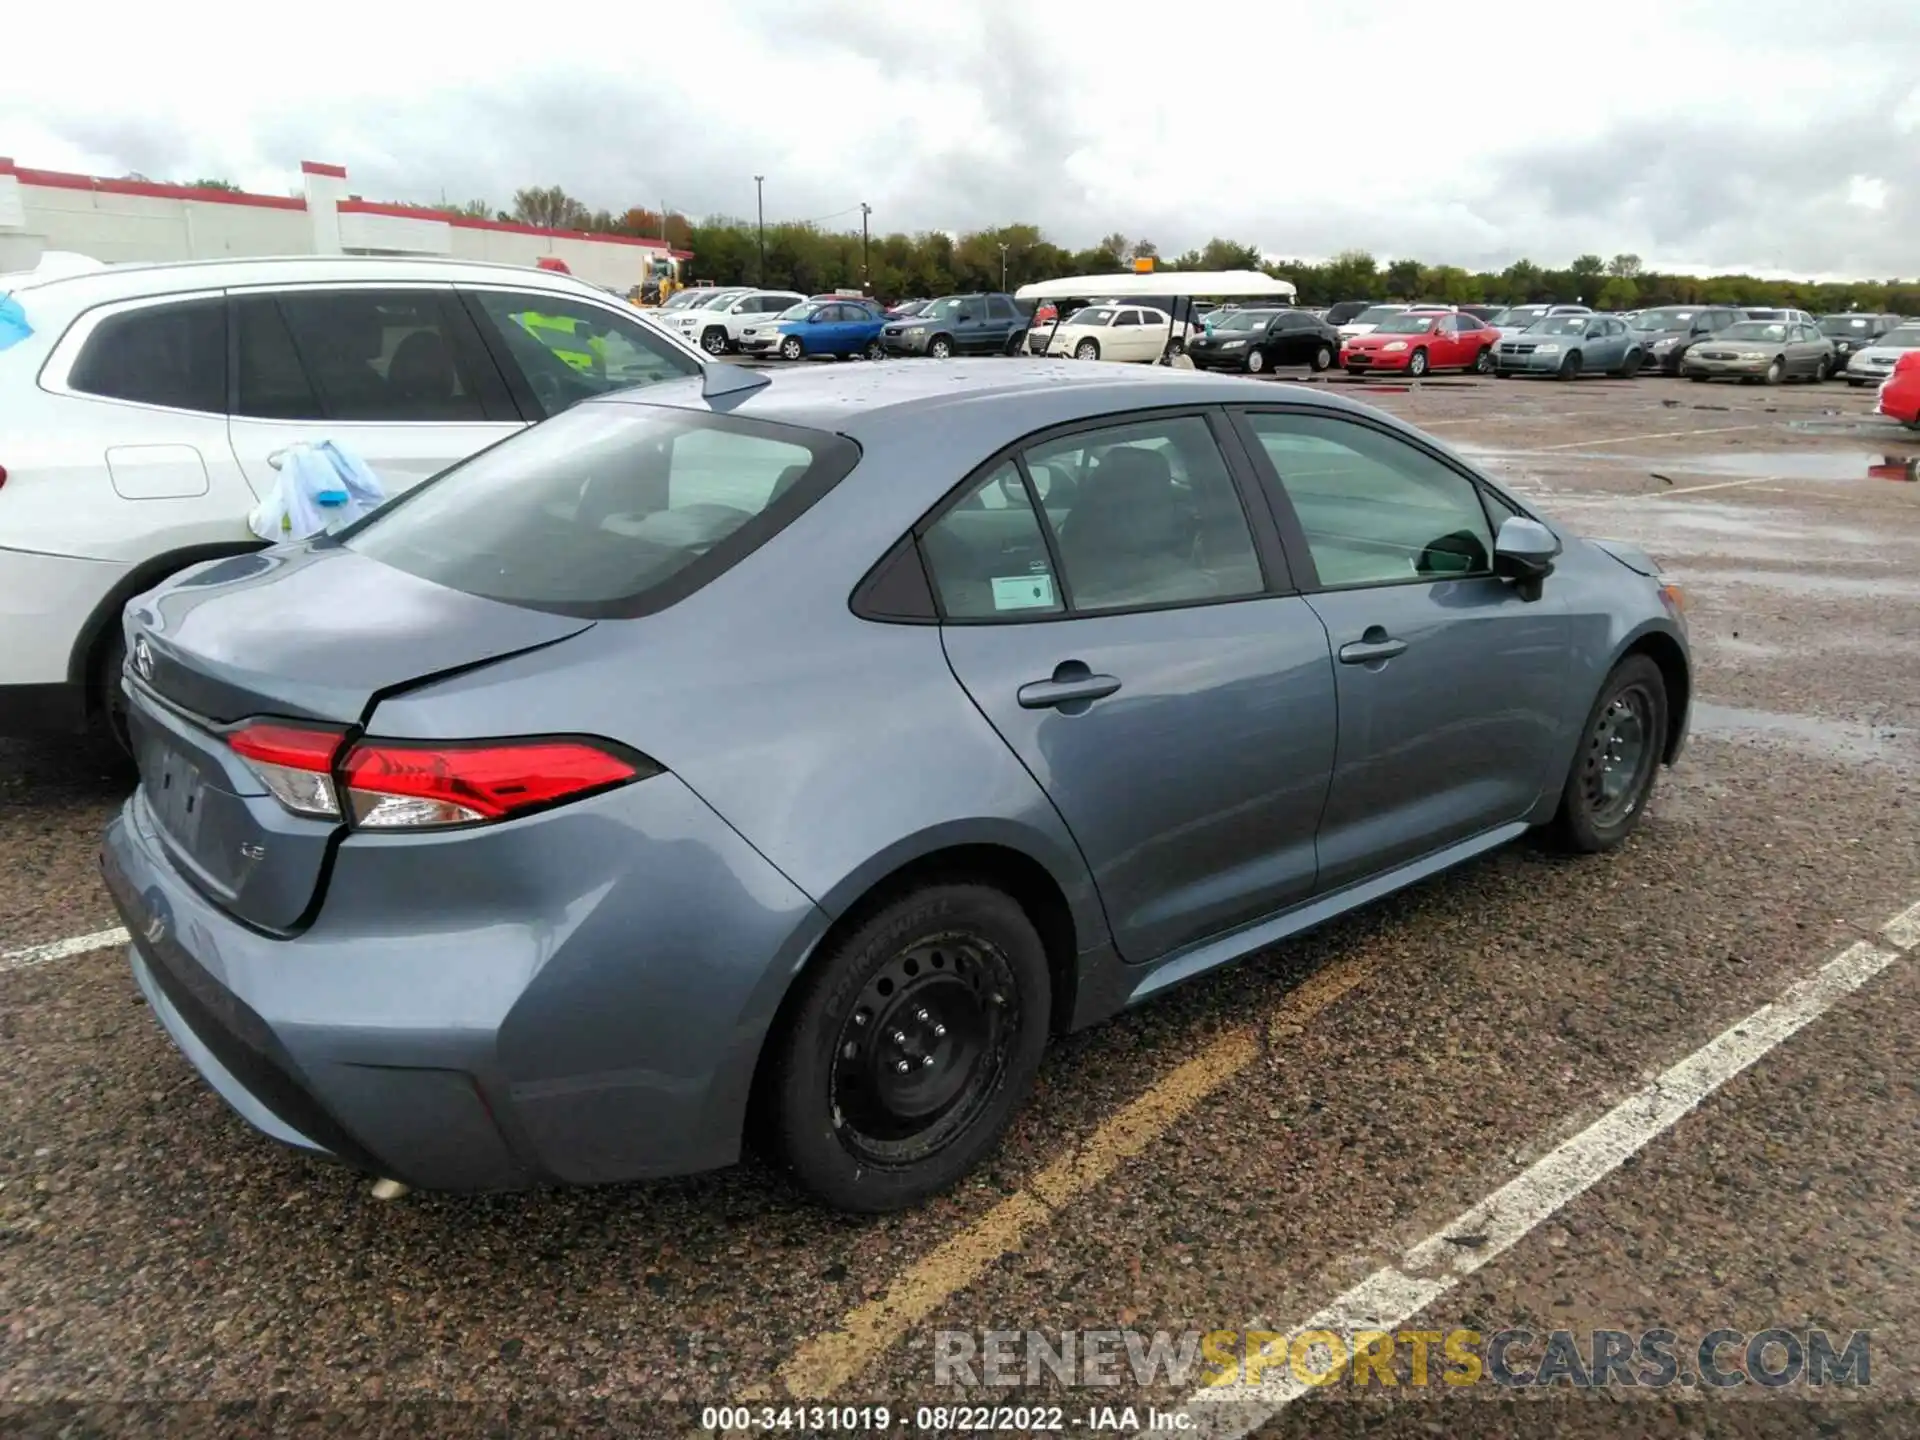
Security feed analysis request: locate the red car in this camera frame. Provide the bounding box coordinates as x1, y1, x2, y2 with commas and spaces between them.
1341, 309, 1497, 377
1876, 349, 1920, 428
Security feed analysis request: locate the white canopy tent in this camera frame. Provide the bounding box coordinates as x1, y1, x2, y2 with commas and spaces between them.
1014, 269, 1296, 303
1015, 269, 1297, 364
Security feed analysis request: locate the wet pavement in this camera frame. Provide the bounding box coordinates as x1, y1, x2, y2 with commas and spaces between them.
2, 372, 1916, 1437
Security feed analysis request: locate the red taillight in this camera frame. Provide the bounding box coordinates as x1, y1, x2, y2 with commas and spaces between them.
338, 739, 643, 829
228, 720, 347, 818
227, 723, 647, 829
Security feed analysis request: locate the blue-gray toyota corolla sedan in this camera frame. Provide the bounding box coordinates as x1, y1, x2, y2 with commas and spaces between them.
101, 359, 1690, 1213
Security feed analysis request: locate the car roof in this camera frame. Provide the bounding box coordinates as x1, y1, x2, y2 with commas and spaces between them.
3, 253, 641, 310
603, 357, 1383, 444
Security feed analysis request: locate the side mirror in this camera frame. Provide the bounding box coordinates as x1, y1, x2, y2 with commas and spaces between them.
1494, 516, 1560, 597
956, 311, 974, 324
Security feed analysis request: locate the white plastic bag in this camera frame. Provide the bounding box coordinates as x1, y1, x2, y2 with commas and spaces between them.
248, 441, 388, 542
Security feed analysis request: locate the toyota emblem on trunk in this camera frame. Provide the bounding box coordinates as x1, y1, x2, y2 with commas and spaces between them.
133, 636, 154, 681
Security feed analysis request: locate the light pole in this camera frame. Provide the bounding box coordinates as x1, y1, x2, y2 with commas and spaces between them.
860, 202, 872, 290
998, 243, 1009, 292
754, 175, 766, 285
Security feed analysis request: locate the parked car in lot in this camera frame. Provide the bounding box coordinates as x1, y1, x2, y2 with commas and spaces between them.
99, 358, 1691, 1213
1186, 308, 1341, 373
1627, 305, 1745, 375
1342, 310, 1498, 376
666, 289, 809, 356
1322, 300, 1378, 328
1044, 304, 1195, 363
1876, 349, 1920, 427
737, 299, 887, 361
1841, 320, 1920, 387
0, 255, 707, 753
1681, 319, 1835, 384
1459, 305, 1506, 323
1495, 313, 1646, 380
882, 292, 1028, 357
1488, 303, 1592, 338
1817, 312, 1903, 368
1336, 303, 1410, 340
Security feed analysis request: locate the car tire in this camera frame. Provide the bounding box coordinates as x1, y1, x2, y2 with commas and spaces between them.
1074, 339, 1100, 361
1688, 372, 1710, 382
1246, 347, 1268, 374
89, 630, 135, 768
1472, 346, 1493, 375
1764, 357, 1784, 385
1548, 653, 1668, 855
1407, 348, 1430, 377
928, 335, 954, 360
780, 335, 805, 361
1814, 356, 1832, 382
864, 339, 885, 361
1310, 343, 1334, 372
1618, 348, 1644, 378
1847, 378, 1866, 388
765, 882, 1051, 1214
1004, 332, 1025, 357
701, 326, 730, 357
1557, 352, 1582, 381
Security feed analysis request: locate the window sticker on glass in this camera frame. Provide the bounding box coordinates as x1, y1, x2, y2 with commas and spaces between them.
992, 573, 1058, 611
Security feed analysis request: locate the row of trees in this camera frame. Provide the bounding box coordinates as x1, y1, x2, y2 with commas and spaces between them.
358, 183, 1920, 315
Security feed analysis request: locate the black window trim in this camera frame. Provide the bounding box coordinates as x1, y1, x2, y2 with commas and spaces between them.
1225, 403, 1535, 596
860, 403, 1295, 628
334, 397, 862, 622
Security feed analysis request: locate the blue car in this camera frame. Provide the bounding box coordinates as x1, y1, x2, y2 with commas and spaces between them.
737, 299, 886, 361
102, 360, 1690, 1214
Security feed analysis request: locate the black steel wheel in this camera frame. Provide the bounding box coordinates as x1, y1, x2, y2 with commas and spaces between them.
1550, 654, 1669, 853
765, 882, 1050, 1212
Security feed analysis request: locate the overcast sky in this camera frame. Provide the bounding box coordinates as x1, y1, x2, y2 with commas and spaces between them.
7, 0, 1918, 280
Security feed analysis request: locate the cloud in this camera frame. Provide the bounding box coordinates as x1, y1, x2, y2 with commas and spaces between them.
3, 0, 1918, 277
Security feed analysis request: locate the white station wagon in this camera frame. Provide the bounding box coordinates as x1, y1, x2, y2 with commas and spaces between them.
0, 254, 705, 752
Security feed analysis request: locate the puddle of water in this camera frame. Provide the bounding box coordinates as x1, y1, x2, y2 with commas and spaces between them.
1690, 702, 1916, 766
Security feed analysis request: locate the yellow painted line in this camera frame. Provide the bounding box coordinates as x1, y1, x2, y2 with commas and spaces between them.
773, 951, 1383, 1400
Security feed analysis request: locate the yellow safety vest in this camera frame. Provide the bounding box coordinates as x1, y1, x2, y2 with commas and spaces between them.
515, 312, 603, 374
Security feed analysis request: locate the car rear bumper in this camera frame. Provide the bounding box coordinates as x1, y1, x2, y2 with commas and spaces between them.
101, 771, 830, 1192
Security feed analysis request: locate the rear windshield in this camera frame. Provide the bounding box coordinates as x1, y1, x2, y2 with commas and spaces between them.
344, 402, 860, 618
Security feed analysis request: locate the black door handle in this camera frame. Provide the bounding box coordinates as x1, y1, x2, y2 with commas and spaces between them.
1018, 661, 1121, 709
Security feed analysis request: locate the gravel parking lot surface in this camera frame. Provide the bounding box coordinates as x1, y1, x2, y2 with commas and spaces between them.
3, 370, 1915, 1437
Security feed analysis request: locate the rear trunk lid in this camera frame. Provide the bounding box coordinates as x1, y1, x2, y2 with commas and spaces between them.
123, 543, 592, 931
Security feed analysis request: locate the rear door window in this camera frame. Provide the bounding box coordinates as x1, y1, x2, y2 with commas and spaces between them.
466, 289, 700, 419
920, 462, 1064, 619
268, 290, 492, 422
67, 298, 225, 413
987, 295, 1018, 322
1023, 415, 1265, 611
345, 404, 856, 616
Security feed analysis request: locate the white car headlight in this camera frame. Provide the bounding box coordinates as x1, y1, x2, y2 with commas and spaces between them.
906, 326, 928, 336
1220, 339, 1247, 349
1382, 341, 1408, 352
1735, 349, 1766, 361
1534, 342, 1560, 354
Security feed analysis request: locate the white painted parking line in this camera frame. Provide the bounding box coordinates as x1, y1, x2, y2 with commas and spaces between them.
1149, 919, 1913, 1436
1650, 475, 1791, 497
0, 926, 129, 975
1533, 423, 1761, 451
